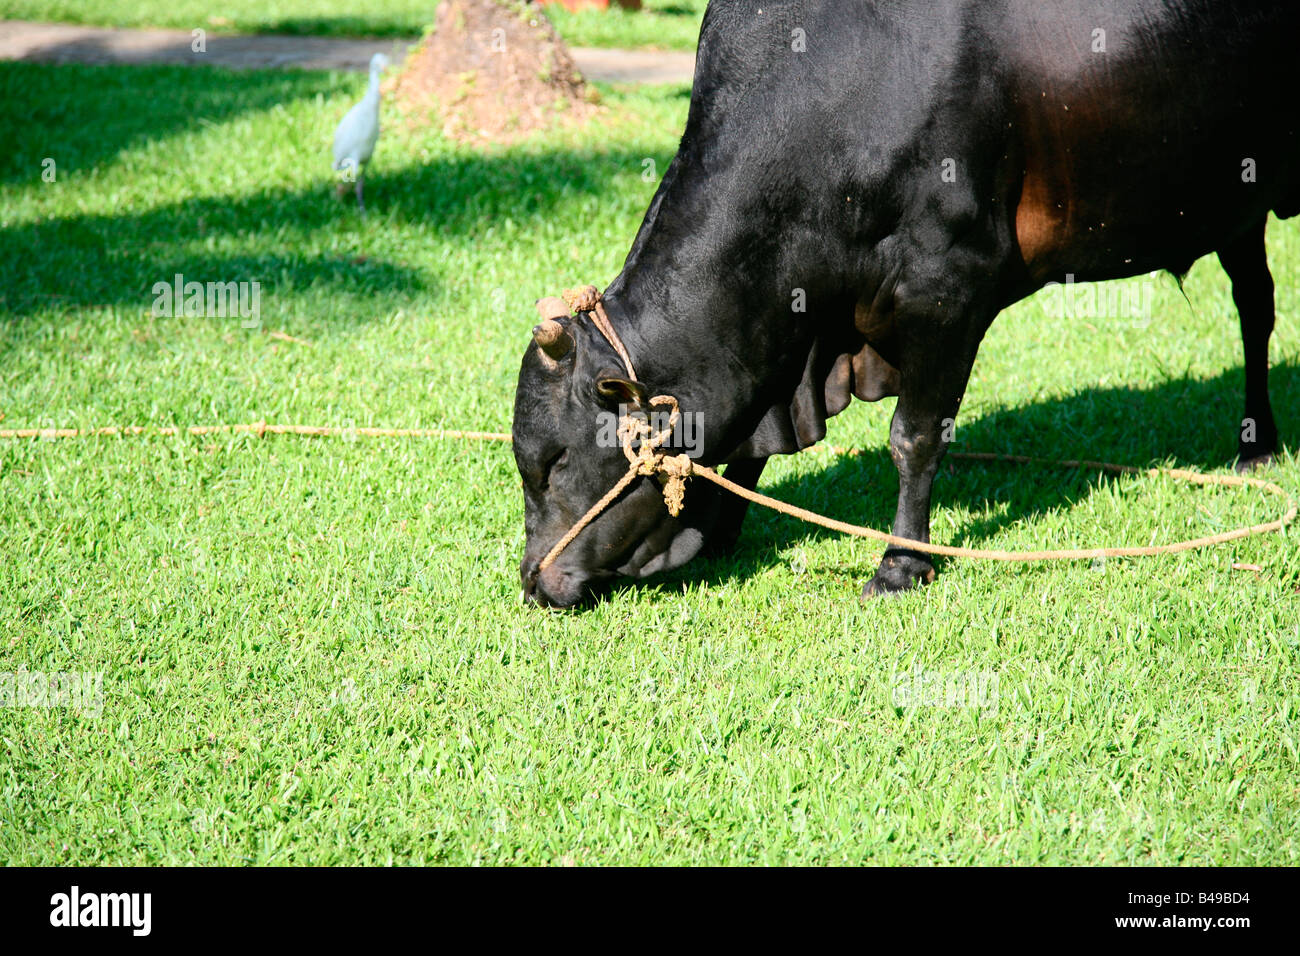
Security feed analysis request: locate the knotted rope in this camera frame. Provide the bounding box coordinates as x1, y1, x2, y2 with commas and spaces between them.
536, 393, 697, 572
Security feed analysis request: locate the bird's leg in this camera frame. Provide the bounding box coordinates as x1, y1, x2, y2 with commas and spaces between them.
355, 172, 366, 217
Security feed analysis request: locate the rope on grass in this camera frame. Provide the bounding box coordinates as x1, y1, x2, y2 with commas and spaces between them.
693, 452, 1296, 562
0, 422, 511, 442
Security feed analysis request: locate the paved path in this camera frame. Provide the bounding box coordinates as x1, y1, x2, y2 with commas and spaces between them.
0, 20, 694, 83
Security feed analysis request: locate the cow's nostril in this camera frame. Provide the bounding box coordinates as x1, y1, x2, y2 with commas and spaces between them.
522, 563, 540, 599
522, 571, 554, 608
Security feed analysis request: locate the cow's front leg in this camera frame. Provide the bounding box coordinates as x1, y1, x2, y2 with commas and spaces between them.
862, 318, 986, 600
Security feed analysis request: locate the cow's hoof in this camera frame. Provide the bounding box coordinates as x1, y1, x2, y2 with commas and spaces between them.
1235, 451, 1275, 473
860, 554, 936, 601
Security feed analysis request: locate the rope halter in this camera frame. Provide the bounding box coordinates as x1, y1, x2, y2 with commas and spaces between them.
533, 287, 697, 573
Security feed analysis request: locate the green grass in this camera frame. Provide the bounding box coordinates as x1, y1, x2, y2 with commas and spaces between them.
0, 0, 709, 50
1, 60, 1298, 865
546, 1, 706, 52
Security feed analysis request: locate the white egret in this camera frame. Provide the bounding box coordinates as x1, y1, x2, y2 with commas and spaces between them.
332, 52, 390, 215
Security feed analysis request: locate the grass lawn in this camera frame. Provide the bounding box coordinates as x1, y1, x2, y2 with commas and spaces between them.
1, 60, 1298, 866
0, 0, 709, 50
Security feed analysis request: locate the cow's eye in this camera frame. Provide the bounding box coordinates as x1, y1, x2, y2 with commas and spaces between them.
539, 449, 568, 490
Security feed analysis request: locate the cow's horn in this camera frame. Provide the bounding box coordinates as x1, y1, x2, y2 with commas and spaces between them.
535, 297, 571, 322
532, 318, 574, 362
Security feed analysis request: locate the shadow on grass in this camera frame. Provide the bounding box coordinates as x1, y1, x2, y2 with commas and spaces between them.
0, 146, 672, 323
631, 364, 1299, 596
0, 63, 346, 186
0, 188, 431, 328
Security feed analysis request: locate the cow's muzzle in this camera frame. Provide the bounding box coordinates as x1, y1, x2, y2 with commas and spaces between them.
521, 557, 595, 609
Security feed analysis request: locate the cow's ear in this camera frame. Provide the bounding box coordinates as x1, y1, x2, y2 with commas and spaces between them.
595, 374, 648, 409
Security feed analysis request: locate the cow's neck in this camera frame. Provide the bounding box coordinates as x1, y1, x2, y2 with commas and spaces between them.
602, 236, 836, 464
603, 138, 874, 460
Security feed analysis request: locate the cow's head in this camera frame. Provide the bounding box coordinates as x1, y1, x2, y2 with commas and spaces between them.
512, 296, 717, 608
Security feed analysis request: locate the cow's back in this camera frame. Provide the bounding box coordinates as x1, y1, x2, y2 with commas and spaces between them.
681, 0, 1299, 291
999, 0, 1300, 281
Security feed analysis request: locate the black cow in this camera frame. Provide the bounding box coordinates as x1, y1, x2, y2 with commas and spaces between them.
514, 0, 1298, 608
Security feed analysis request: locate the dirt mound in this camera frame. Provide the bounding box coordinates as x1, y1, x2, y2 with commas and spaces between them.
389, 0, 597, 144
